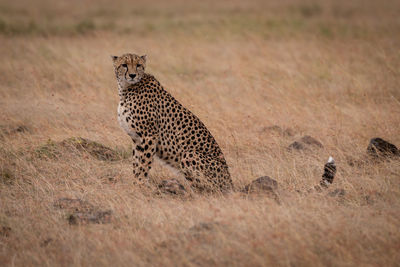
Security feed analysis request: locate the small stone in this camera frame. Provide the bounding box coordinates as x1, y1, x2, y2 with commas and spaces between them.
242, 176, 280, 202
367, 138, 399, 158
243, 176, 278, 193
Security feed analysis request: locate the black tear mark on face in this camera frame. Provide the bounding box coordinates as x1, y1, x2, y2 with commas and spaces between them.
116, 64, 128, 80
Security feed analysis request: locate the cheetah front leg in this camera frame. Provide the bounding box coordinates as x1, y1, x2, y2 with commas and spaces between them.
132, 137, 157, 184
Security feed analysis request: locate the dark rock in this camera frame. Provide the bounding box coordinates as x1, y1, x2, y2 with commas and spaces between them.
320, 156, 336, 188
243, 176, 278, 193
158, 179, 186, 196
288, 135, 323, 150
242, 176, 280, 202
367, 138, 399, 158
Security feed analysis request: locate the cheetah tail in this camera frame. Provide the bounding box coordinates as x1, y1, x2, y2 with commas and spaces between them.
319, 156, 337, 188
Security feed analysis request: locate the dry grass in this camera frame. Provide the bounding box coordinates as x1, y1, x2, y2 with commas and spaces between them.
1, 0, 400, 266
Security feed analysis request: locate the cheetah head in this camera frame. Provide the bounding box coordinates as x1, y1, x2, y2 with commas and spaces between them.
111, 53, 147, 86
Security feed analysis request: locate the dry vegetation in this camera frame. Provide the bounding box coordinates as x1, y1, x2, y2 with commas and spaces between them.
1, 0, 400, 266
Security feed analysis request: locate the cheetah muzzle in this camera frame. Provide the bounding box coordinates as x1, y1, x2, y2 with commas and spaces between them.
111, 53, 233, 193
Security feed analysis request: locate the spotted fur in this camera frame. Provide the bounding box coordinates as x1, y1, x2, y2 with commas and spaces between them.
112, 53, 233, 192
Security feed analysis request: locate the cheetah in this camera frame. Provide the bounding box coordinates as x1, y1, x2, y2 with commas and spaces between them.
111, 53, 233, 192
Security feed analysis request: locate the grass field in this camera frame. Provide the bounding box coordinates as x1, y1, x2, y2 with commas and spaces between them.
1, 0, 400, 266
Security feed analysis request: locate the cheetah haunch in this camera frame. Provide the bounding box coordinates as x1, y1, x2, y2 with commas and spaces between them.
111, 53, 233, 192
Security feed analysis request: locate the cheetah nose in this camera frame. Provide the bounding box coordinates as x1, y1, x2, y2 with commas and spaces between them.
129, 74, 137, 79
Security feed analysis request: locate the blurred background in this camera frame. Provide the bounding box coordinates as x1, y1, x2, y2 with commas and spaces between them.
1, 0, 399, 39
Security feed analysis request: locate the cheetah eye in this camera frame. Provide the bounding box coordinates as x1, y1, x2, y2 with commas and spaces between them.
121, 64, 128, 68
137, 64, 142, 68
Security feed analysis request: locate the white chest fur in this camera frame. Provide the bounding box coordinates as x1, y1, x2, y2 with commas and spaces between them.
117, 102, 141, 143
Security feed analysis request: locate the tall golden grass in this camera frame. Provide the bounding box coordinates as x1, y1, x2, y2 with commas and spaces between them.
1, 0, 400, 266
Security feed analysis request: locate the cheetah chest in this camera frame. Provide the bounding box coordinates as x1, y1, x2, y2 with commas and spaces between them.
117, 102, 141, 143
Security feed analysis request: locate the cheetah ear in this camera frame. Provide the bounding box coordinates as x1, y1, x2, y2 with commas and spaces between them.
140, 55, 147, 63
111, 55, 118, 63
